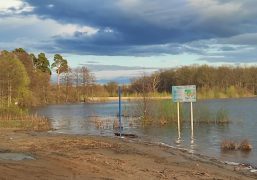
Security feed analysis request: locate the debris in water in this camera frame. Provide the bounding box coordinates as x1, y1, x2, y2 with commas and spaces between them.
114, 133, 138, 138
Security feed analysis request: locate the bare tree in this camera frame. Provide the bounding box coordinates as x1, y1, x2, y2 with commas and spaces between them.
61, 68, 73, 102
80, 66, 95, 102
131, 72, 153, 125
73, 67, 81, 102
150, 72, 160, 94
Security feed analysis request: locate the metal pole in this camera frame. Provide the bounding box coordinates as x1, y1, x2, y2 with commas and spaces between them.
190, 102, 194, 140
177, 102, 181, 139
118, 86, 122, 136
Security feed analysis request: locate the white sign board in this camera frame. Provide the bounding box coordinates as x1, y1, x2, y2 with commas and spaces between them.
172, 85, 196, 102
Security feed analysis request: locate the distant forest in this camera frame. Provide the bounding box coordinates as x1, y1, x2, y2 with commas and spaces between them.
132, 65, 257, 99
0, 48, 257, 108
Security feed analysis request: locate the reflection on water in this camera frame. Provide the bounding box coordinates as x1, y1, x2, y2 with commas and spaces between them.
33, 98, 257, 166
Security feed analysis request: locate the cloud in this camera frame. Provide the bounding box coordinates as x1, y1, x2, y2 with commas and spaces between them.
218, 33, 257, 46
46, 4, 54, 9
78, 64, 157, 71
2, 0, 257, 62
85, 61, 99, 64
0, 0, 33, 15
71, 63, 159, 84
93, 68, 158, 84
0, 14, 98, 52
195, 39, 257, 63
19, 0, 257, 58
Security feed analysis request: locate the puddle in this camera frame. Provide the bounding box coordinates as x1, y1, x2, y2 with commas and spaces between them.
0, 153, 35, 161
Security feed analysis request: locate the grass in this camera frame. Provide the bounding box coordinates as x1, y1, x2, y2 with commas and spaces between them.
194, 105, 212, 123
0, 105, 51, 131
0, 104, 51, 131
154, 100, 181, 126
239, 139, 253, 151
132, 100, 230, 126
194, 106, 229, 124
221, 139, 252, 151
197, 86, 253, 99
129, 100, 183, 126
0, 114, 51, 131
0, 104, 27, 116
221, 140, 237, 151
215, 108, 229, 124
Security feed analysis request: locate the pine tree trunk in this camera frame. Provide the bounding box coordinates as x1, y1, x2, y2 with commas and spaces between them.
57, 70, 60, 103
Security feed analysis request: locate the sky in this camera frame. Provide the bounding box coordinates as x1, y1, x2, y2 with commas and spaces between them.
1, 0, 257, 83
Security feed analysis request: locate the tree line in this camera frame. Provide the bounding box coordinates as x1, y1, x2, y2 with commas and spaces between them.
1, 48, 257, 110
0, 48, 127, 108
130, 65, 257, 98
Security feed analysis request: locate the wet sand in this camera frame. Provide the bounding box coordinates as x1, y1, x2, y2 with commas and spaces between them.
0, 130, 256, 180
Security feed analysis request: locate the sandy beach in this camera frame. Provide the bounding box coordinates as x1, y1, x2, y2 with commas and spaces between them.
0, 130, 256, 180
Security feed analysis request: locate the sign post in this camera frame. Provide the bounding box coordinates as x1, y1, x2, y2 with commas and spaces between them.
172, 85, 196, 142
177, 102, 181, 139
190, 102, 194, 143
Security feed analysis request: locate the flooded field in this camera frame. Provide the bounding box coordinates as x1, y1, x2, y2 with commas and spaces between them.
33, 98, 257, 167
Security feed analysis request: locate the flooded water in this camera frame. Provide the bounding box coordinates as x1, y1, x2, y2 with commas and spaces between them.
33, 98, 257, 167
0, 153, 35, 161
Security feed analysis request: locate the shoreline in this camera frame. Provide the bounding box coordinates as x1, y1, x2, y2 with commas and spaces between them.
56, 130, 257, 171
157, 142, 257, 173
31, 96, 257, 106
88, 96, 171, 102
115, 136, 257, 175
83, 96, 257, 103
0, 129, 256, 179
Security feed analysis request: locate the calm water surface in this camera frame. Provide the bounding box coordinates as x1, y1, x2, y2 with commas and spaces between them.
33, 98, 257, 167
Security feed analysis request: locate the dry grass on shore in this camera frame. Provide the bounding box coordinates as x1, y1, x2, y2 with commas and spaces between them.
0, 114, 51, 131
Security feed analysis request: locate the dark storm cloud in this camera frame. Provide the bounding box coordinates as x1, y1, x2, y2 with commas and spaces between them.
22, 0, 257, 57
49, 35, 204, 56
198, 45, 257, 63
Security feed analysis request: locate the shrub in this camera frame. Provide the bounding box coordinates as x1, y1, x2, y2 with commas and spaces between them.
221, 139, 252, 152
239, 139, 252, 151
0, 114, 51, 131
221, 140, 236, 151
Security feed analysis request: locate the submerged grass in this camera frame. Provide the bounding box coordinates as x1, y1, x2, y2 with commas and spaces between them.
215, 108, 229, 124
194, 105, 229, 124
130, 99, 230, 126
239, 139, 253, 151
221, 140, 237, 151
221, 139, 252, 151
153, 100, 182, 126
